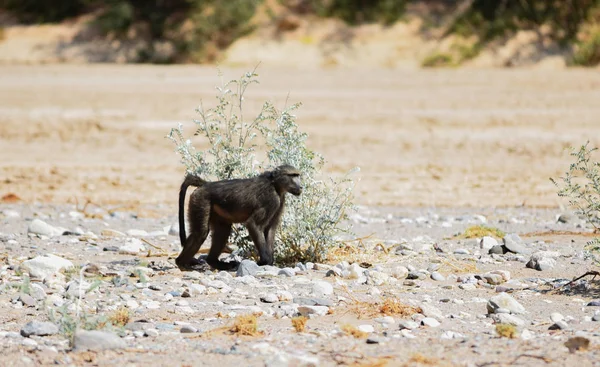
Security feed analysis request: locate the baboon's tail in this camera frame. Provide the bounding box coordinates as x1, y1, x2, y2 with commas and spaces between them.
179, 174, 207, 247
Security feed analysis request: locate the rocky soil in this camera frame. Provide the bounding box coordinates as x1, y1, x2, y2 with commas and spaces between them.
1, 65, 600, 366
1, 204, 600, 367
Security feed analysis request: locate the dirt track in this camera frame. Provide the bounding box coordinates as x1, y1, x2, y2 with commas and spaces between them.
2, 65, 600, 209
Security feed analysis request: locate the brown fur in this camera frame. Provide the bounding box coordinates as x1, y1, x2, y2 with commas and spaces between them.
176, 165, 302, 271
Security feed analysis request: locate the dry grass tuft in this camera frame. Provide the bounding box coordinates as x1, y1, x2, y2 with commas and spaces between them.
341, 324, 368, 338
108, 306, 130, 327
230, 314, 262, 336
405, 353, 443, 366
459, 225, 505, 239
291, 316, 307, 332
379, 298, 422, 317
350, 357, 391, 367
495, 323, 517, 338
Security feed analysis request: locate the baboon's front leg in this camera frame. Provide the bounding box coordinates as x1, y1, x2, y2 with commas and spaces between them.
247, 222, 272, 266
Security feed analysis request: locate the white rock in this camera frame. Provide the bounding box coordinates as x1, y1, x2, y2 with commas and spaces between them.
277, 290, 293, 301
421, 317, 441, 327
390, 266, 409, 279
550, 312, 564, 323
20, 254, 74, 280
126, 229, 148, 237
366, 270, 389, 286
27, 219, 65, 237
487, 293, 526, 315
298, 305, 329, 317
312, 281, 333, 296
480, 236, 499, 251
144, 329, 159, 337
347, 263, 364, 279
118, 238, 145, 255
357, 324, 375, 333
167, 223, 179, 236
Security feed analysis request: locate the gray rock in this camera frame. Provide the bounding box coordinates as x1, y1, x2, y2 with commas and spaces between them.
235, 260, 260, 277
167, 223, 180, 236
421, 317, 440, 327
19, 254, 74, 280
27, 219, 65, 237
503, 233, 529, 254
312, 281, 333, 296
490, 313, 525, 326
298, 305, 329, 317
20, 321, 59, 337
293, 297, 333, 307
487, 293, 526, 315
454, 248, 470, 255
126, 229, 148, 237
420, 304, 443, 320
29, 283, 47, 300
118, 238, 145, 255
549, 320, 570, 330
278, 268, 295, 277
326, 268, 341, 277
480, 236, 499, 251
526, 251, 559, 271
557, 212, 578, 224
260, 293, 279, 303
481, 273, 504, 285
398, 320, 419, 330
180, 325, 198, 333
144, 329, 159, 337
19, 293, 36, 307
489, 245, 506, 255
73, 330, 127, 351
592, 313, 600, 322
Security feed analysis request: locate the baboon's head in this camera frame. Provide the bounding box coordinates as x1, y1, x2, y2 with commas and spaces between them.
271, 165, 302, 196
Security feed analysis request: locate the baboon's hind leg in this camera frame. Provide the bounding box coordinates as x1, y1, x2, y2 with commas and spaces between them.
176, 211, 209, 270
207, 221, 238, 270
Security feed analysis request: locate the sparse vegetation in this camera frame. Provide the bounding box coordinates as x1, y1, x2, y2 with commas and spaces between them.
460, 225, 505, 239
495, 323, 517, 338
421, 52, 453, 68
168, 69, 356, 265
230, 314, 261, 336
291, 316, 308, 332
341, 324, 368, 338
572, 27, 600, 66
551, 141, 600, 262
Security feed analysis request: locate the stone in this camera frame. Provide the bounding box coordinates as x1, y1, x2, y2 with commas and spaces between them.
490, 313, 525, 326
365, 270, 390, 285
347, 263, 364, 279
420, 304, 443, 320
18, 294, 36, 307
144, 329, 159, 337
20, 254, 74, 280
481, 273, 504, 285
298, 305, 329, 317
550, 312, 564, 323
421, 318, 440, 327
489, 245, 506, 255
502, 233, 529, 254
487, 293, 526, 315
358, 324, 375, 333
20, 321, 59, 337
168, 223, 180, 236
260, 293, 279, 303
293, 297, 333, 307
312, 281, 333, 296
526, 251, 559, 271
398, 320, 419, 330
100, 229, 126, 237
391, 266, 409, 279
73, 330, 127, 351
557, 212, 578, 224
29, 284, 47, 300
180, 325, 198, 333
126, 229, 148, 237
278, 268, 295, 277
549, 320, 570, 330
431, 272, 445, 281
118, 238, 145, 255
28, 219, 65, 237
480, 236, 499, 251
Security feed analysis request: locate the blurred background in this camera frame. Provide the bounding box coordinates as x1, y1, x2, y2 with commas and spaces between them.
1, 0, 599, 209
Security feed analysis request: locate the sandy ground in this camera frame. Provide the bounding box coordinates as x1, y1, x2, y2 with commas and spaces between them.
2, 65, 600, 367
1, 64, 600, 209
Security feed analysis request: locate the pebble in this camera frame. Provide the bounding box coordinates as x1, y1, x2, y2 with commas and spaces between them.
480, 236, 499, 251
73, 330, 127, 351
118, 238, 145, 255
180, 325, 198, 333
19, 254, 74, 280
20, 321, 59, 337
421, 318, 440, 327
144, 329, 159, 337
487, 293, 526, 315
549, 320, 570, 330
365, 270, 390, 285
294, 297, 333, 307
502, 233, 529, 254
18, 293, 36, 307
398, 320, 419, 330
167, 223, 180, 236
100, 229, 126, 237
237, 260, 260, 277
550, 312, 564, 323
358, 324, 375, 333
312, 281, 333, 296
490, 313, 525, 326
431, 272, 445, 281
454, 248, 470, 255
27, 219, 65, 237
526, 251, 559, 271
260, 293, 279, 303
297, 305, 329, 317
126, 229, 148, 237
278, 268, 295, 277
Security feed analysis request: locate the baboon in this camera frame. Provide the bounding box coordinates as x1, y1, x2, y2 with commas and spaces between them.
176, 165, 302, 271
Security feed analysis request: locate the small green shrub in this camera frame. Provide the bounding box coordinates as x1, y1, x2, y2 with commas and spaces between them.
308, 0, 407, 25
421, 52, 453, 67
572, 29, 600, 66
168, 68, 356, 265
551, 141, 600, 261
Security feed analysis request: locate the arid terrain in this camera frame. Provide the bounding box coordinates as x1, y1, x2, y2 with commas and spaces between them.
2, 65, 600, 366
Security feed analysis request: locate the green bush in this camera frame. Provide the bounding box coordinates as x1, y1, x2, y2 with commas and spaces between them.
168, 69, 357, 265
551, 142, 600, 261
308, 0, 406, 25
2, 0, 92, 23
572, 29, 600, 66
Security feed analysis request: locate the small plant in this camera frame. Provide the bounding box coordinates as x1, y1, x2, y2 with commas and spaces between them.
551, 142, 600, 262
108, 306, 131, 327
230, 314, 261, 336
291, 316, 307, 332
572, 28, 600, 66
421, 52, 454, 68
495, 323, 517, 338
460, 225, 505, 239
340, 324, 368, 338
168, 68, 356, 265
